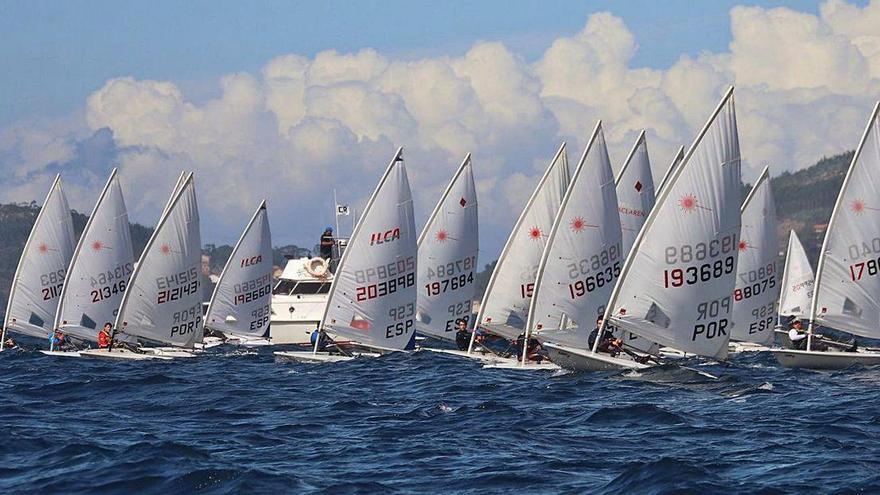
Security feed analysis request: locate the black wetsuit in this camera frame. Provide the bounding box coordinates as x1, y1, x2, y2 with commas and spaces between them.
455, 329, 470, 351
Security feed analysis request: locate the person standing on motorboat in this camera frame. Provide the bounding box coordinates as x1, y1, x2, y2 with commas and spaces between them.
588, 315, 623, 357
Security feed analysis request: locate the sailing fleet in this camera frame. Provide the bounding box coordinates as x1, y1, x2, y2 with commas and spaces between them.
3, 88, 880, 371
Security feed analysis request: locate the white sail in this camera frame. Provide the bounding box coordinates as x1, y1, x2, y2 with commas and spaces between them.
205, 200, 273, 339
529, 123, 622, 348
320, 148, 418, 351
657, 146, 685, 194
731, 167, 779, 344
54, 169, 135, 343
603, 88, 742, 360
416, 154, 479, 340
778, 230, 814, 318
115, 173, 203, 347
3, 175, 76, 340
615, 131, 655, 256
810, 102, 880, 339
473, 144, 570, 341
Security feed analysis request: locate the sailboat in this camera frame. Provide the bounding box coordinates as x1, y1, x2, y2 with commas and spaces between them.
47, 169, 136, 357
615, 130, 655, 256
274, 148, 418, 363
656, 146, 685, 194
79, 172, 203, 360
1, 175, 76, 352
777, 230, 814, 323
461, 144, 570, 364
513, 122, 622, 371
772, 102, 880, 369
546, 87, 742, 371
204, 200, 273, 347
415, 154, 479, 344
729, 166, 779, 352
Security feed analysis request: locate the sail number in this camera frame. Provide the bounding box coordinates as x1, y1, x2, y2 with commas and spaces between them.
850, 257, 880, 281
356, 273, 415, 302
249, 304, 271, 331
89, 263, 133, 288
233, 273, 272, 305
425, 256, 476, 280
91, 280, 127, 302
424, 272, 474, 296
157, 267, 200, 304
568, 262, 621, 299
566, 243, 622, 278
734, 263, 776, 301
692, 296, 731, 341
355, 256, 415, 284
848, 238, 880, 260
665, 234, 738, 264
386, 303, 415, 338
664, 256, 735, 288
40, 269, 66, 301
748, 301, 775, 335
170, 303, 202, 338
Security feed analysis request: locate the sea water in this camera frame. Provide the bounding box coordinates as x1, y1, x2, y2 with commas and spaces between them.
1, 347, 878, 493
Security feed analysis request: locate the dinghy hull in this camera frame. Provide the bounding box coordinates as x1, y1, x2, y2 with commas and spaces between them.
38, 350, 81, 358
482, 360, 560, 371
421, 347, 510, 364
79, 348, 172, 361
543, 343, 649, 371
770, 349, 880, 369
273, 351, 379, 363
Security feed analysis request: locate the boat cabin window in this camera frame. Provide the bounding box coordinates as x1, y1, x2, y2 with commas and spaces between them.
293, 282, 330, 295
273, 280, 297, 295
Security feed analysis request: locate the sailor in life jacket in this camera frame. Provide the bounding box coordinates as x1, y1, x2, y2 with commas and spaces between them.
98, 323, 113, 348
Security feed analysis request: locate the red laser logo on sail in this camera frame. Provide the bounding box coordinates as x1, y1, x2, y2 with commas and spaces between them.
678, 194, 712, 213
570, 217, 597, 233
738, 240, 749, 252
528, 227, 542, 240
436, 230, 449, 242
92, 240, 104, 251
37, 243, 49, 254
851, 199, 878, 215
159, 244, 172, 255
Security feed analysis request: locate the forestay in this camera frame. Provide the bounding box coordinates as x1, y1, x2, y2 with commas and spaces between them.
55, 169, 135, 343
615, 131, 655, 256
657, 146, 685, 194
205, 201, 273, 339
3, 175, 76, 340
115, 173, 203, 348
320, 148, 418, 351
603, 88, 742, 360
472, 144, 570, 343
731, 167, 779, 344
529, 123, 621, 348
810, 102, 880, 339
416, 154, 479, 341
778, 230, 814, 318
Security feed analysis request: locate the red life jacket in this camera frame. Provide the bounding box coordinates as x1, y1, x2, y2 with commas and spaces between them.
98, 331, 110, 348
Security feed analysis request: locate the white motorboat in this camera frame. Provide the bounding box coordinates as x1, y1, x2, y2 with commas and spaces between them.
269, 256, 333, 344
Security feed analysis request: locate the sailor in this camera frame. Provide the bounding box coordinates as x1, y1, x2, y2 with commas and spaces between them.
454, 320, 470, 351
320, 226, 335, 261
49, 329, 66, 349
525, 337, 546, 363
3, 336, 16, 349
98, 323, 113, 348
588, 315, 622, 357
310, 327, 328, 352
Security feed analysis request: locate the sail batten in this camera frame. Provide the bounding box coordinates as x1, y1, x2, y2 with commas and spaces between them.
416, 155, 479, 341
602, 88, 742, 359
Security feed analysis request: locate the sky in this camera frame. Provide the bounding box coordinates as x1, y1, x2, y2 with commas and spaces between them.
1, 0, 878, 262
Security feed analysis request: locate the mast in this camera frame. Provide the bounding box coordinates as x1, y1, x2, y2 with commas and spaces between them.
524, 123, 605, 364
597, 86, 738, 357
807, 101, 880, 350
468, 143, 568, 354
2, 175, 65, 350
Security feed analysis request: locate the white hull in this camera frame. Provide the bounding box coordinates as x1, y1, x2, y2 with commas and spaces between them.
543, 343, 650, 371
266, 320, 318, 345
770, 349, 880, 370
482, 359, 560, 371
421, 347, 511, 364
223, 335, 272, 347
195, 337, 226, 349
273, 350, 380, 363
79, 348, 172, 361
728, 341, 771, 354
39, 350, 82, 358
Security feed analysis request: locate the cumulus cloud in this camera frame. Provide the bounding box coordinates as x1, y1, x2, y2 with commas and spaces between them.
2, 0, 880, 257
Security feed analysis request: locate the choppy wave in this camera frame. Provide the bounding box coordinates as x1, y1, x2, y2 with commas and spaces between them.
1, 346, 879, 493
